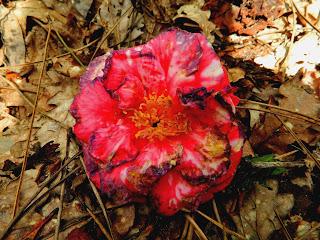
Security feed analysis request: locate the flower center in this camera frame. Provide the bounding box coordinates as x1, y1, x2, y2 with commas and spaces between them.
130, 93, 189, 140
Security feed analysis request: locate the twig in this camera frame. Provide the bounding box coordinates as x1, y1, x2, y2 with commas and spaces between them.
54, 133, 71, 240
83, 203, 112, 240
295, 222, 320, 240
212, 200, 227, 240
185, 215, 208, 240
195, 210, 246, 239
275, 115, 320, 170
0, 75, 67, 128
32, 18, 85, 68
274, 209, 293, 240
186, 219, 194, 240
0, 38, 99, 71
180, 219, 189, 240
54, 30, 85, 68
12, 24, 52, 218
278, 0, 296, 75
292, 0, 320, 35
275, 150, 299, 160
236, 106, 320, 126
251, 161, 305, 168
239, 99, 320, 125
79, 156, 115, 240
0, 152, 81, 240
90, 6, 134, 61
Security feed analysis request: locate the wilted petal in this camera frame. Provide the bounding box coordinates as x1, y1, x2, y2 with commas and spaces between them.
70, 80, 117, 143
88, 123, 138, 167
152, 170, 208, 216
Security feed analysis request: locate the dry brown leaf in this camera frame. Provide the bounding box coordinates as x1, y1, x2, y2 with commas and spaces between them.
0, 5, 26, 68
227, 67, 246, 82
227, 180, 294, 239
0, 169, 44, 236
73, 0, 93, 18
113, 204, 135, 235
210, 0, 285, 35
96, 0, 144, 45
174, 0, 216, 42
279, 70, 320, 133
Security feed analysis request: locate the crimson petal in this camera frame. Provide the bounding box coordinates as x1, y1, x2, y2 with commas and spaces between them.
70, 80, 118, 143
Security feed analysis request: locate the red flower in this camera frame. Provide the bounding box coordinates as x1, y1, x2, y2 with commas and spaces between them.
70, 29, 244, 216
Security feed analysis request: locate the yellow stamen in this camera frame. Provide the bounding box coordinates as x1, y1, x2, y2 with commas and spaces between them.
130, 93, 189, 140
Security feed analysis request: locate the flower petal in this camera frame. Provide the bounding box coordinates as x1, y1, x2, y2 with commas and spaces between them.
177, 129, 230, 181
103, 48, 166, 107
88, 123, 138, 167
149, 29, 203, 96
193, 34, 229, 92
70, 80, 117, 143
148, 29, 230, 97
152, 170, 208, 216
79, 53, 111, 86
212, 122, 244, 186
122, 141, 182, 194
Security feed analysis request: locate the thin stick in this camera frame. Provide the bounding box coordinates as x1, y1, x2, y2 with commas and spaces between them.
295, 223, 320, 240
0, 38, 99, 71
12, 24, 52, 218
0, 75, 67, 128
239, 99, 320, 124
185, 215, 208, 240
54, 30, 85, 67
186, 220, 194, 240
236, 106, 320, 126
251, 161, 305, 168
275, 150, 299, 160
196, 210, 246, 239
54, 134, 71, 240
90, 6, 134, 61
180, 219, 189, 240
292, 0, 320, 35
278, 0, 296, 75
212, 200, 227, 240
84, 204, 112, 240
79, 156, 115, 240
275, 115, 320, 170
0, 152, 80, 240
32, 18, 85, 68
274, 209, 293, 240
0, 86, 36, 93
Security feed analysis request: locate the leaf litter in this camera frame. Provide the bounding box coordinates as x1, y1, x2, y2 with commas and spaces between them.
0, 0, 319, 239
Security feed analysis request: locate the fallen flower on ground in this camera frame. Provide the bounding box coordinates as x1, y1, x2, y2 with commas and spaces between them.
70, 28, 244, 216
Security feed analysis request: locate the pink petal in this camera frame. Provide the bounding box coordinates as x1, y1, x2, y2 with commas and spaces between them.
178, 129, 230, 181
152, 170, 207, 216
103, 48, 166, 107
148, 29, 230, 97
79, 54, 111, 86
70, 80, 118, 143
88, 123, 138, 167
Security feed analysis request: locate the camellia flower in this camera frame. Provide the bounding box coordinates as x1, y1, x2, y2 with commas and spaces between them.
70, 28, 244, 216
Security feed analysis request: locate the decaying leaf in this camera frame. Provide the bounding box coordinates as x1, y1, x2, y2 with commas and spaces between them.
0, 169, 43, 236
227, 180, 294, 240
96, 0, 144, 46
174, 0, 216, 42
113, 204, 135, 235
209, 0, 285, 35
0, 5, 26, 68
